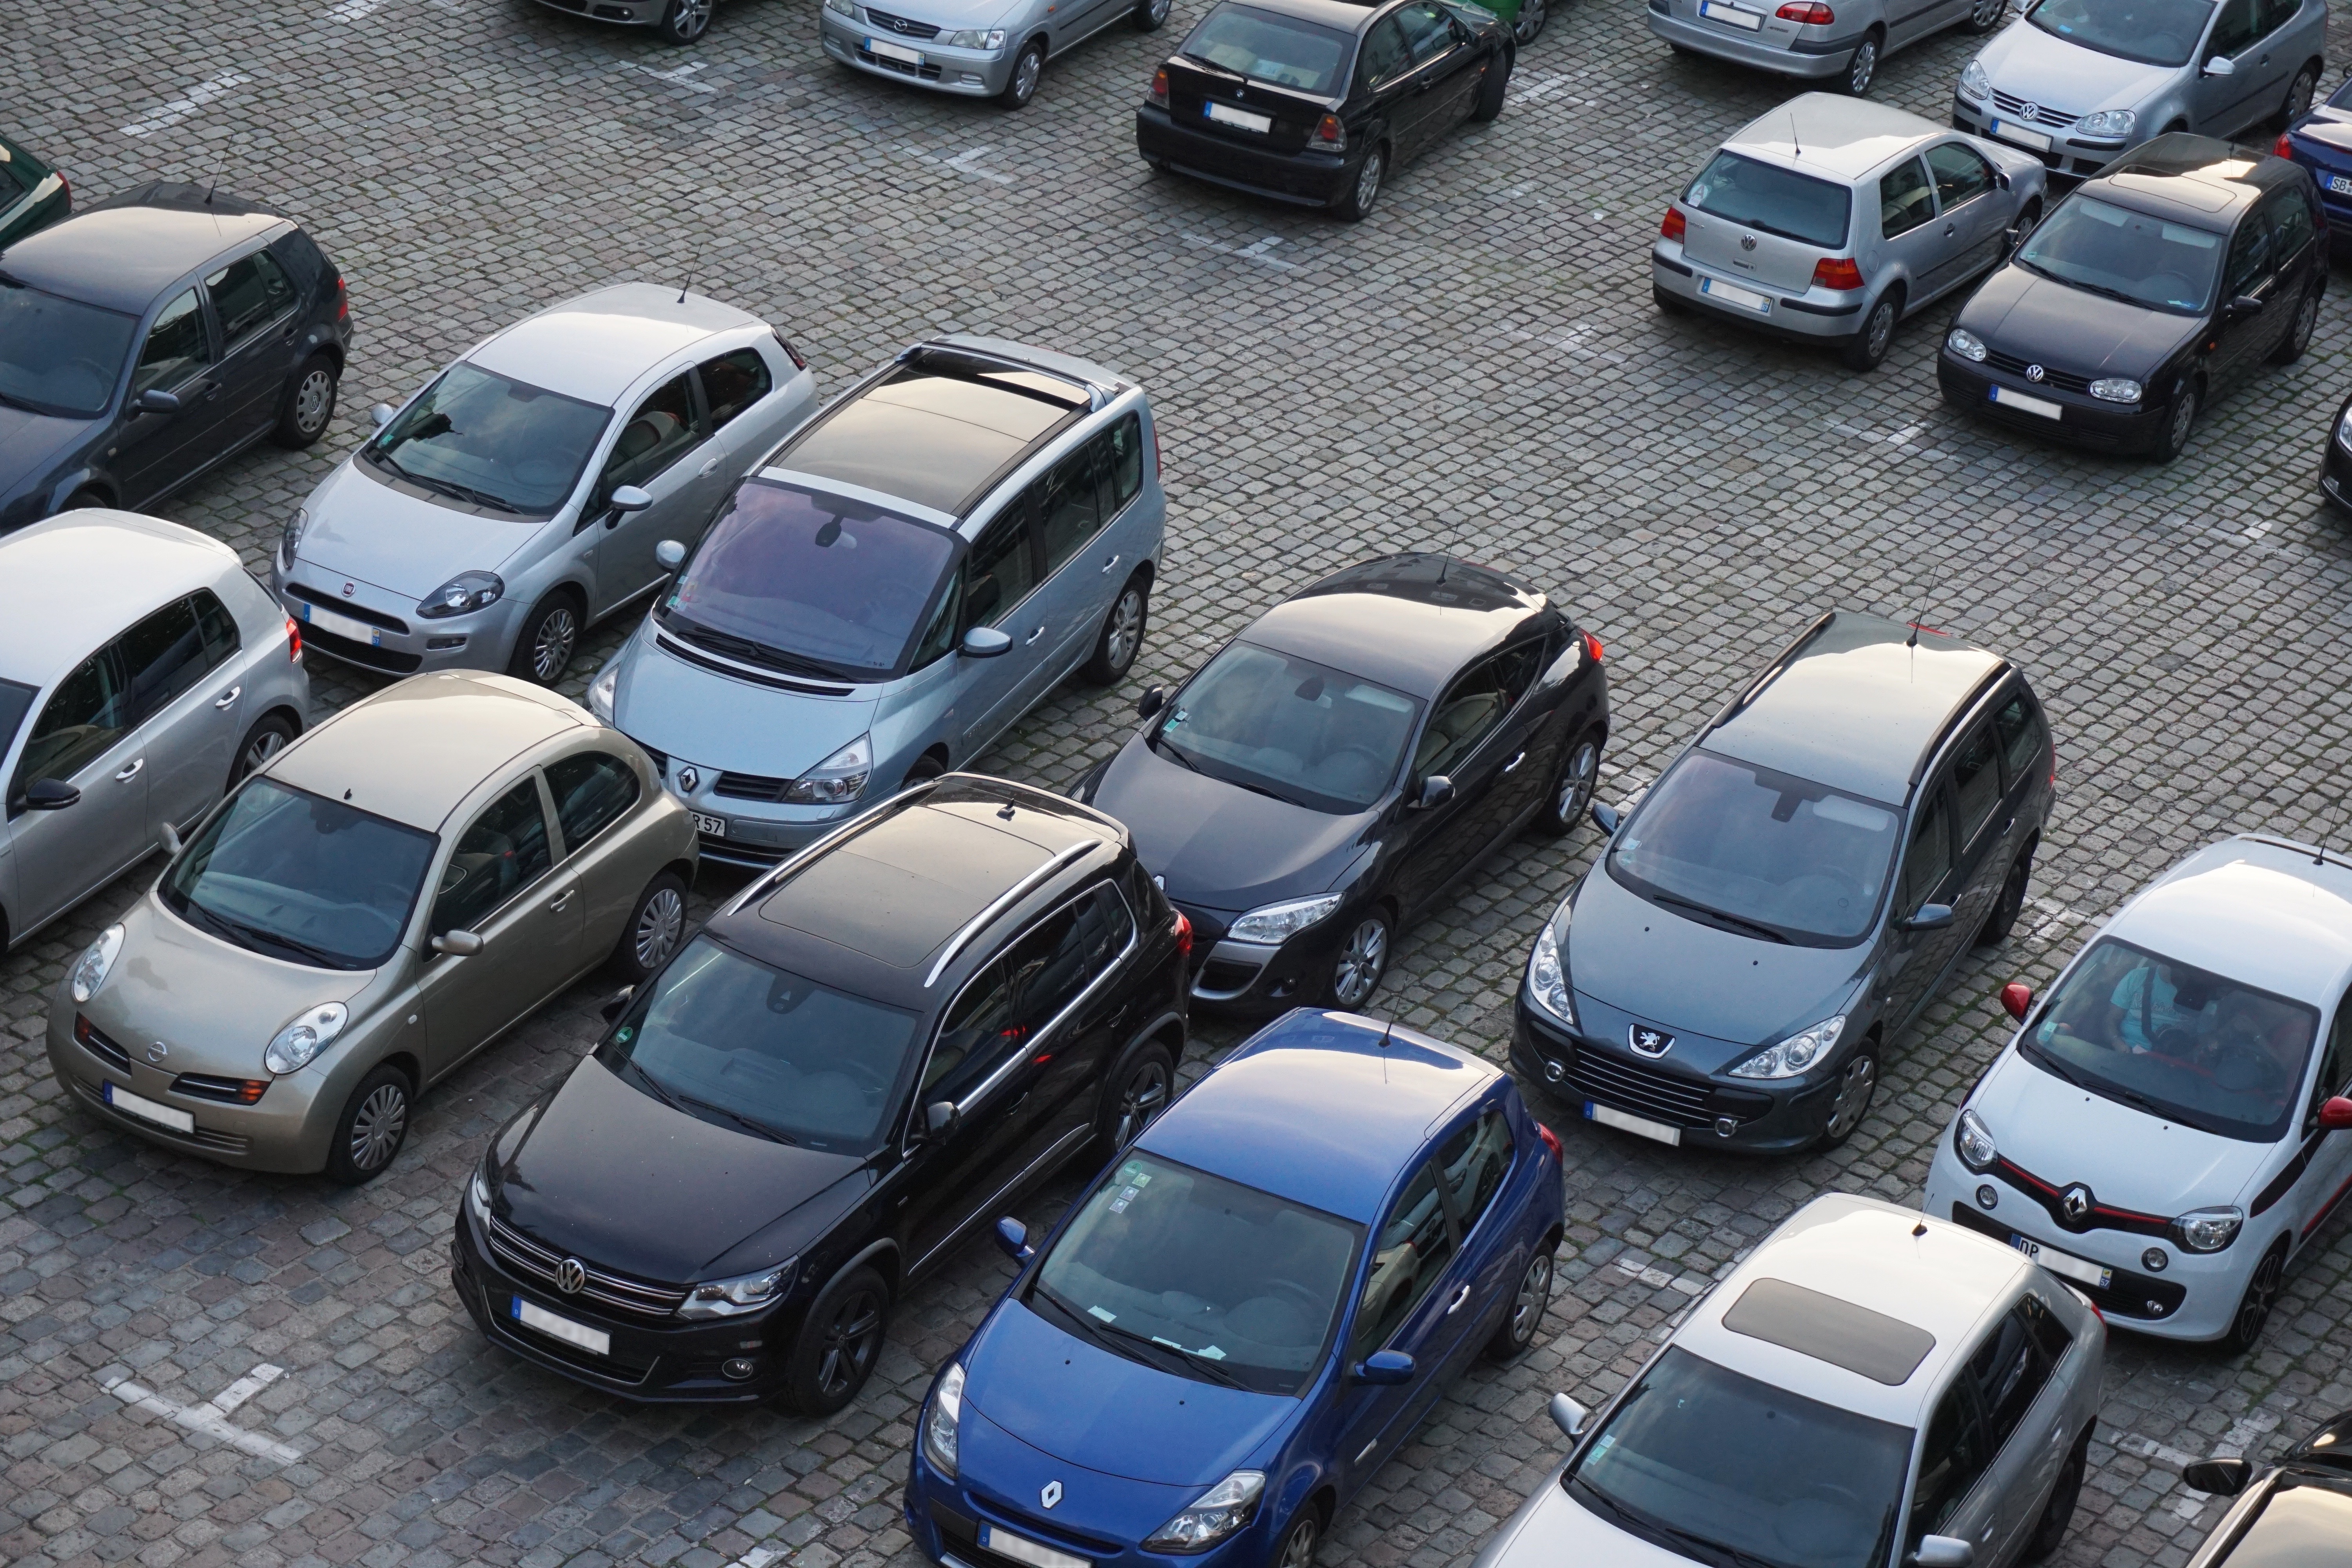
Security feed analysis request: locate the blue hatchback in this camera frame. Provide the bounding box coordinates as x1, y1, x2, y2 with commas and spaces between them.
2280, 78, 2352, 229
904, 1009, 1566, 1568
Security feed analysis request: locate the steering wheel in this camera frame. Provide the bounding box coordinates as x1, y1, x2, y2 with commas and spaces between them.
2199, 1033, 2288, 1095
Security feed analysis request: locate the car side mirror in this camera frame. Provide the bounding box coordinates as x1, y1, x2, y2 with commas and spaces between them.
2000, 982, 2034, 1022
1412, 775, 1455, 810
2318, 1095, 2352, 1132
1901, 903, 1955, 932
22, 778, 79, 811
2224, 293, 2265, 323
1352, 1350, 1415, 1385
961, 626, 1013, 660
431, 929, 485, 956
158, 821, 181, 855
1993, 169, 2011, 191
923, 1100, 960, 1141
2202, 54, 2235, 77
1549, 1393, 1590, 1439
370, 402, 397, 429
1137, 685, 1167, 720
1908, 1537, 1975, 1568
600, 986, 635, 1024
2183, 1457, 2254, 1496
654, 539, 686, 570
1590, 802, 1621, 836
134, 388, 181, 415
609, 484, 653, 515
994, 1216, 1034, 1263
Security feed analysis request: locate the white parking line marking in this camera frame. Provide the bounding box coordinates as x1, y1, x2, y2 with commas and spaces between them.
120, 71, 251, 138
1180, 233, 1303, 271
101, 1363, 301, 1463
1508, 72, 1577, 107
902, 144, 1015, 184
631, 60, 720, 93
725, 1549, 782, 1568
327, 0, 395, 18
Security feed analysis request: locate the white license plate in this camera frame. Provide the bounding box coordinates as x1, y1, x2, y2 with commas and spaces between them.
866, 35, 923, 63
1699, 276, 1771, 314
1586, 1100, 1682, 1147
2010, 1234, 2112, 1291
1990, 385, 2062, 420
298, 601, 387, 647
513, 1296, 610, 1356
1698, 0, 1764, 26
691, 811, 727, 838
978, 1525, 1089, 1568
1987, 118, 2052, 152
104, 1080, 195, 1134
2328, 174, 2352, 196
1205, 101, 1273, 133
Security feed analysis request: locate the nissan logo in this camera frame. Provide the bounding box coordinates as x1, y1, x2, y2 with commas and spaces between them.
2060, 1185, 2092, 1224
555, 1257, 587, 1295
2025, 363, 2047, 383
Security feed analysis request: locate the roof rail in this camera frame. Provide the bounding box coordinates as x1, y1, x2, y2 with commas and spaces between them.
720, 780, 941, 918
1705, 611, 1838, 736
1906, 665, 2013, 798
924, 840, 1096, 989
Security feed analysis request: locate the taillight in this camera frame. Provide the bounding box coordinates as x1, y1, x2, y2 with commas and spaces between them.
1535, 1120, 1563, 1161
1775, 1, 1833, 20
286, 615, 303, 662
1661, 206, 1686, 243
1172, 910, 1192, 957
1582, 630, 1604, 664
1812, 256, 1866, 290
1149, 67, 1169, 107
2276, 132, 2295, 158
334, 274, 348, 321
776, 333, 808, 371
57, 172, 69, 200
1312, 113, 1346, 151
2049, 733, 2057, 787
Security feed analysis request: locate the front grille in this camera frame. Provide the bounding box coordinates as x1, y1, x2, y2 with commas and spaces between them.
172, 1073, 268, 1105
1566, 1046, 1717, 1131
1989, 1156, 2171, 1240
713, 770, 791, 802
287, 585, 410, 635
299, 623, 423, 673
857, 44, 946, 80
486, 1215, 690, 1321
629, 738, 669, 776
1984, 349, 2093, 396
74, 1015, 132, 1072
864, 6, 941, 36
1990, 91, 2079, 131
72, 1076, 250, 1154
699, 834, 786, 866
1947, 1204, 2187, 1319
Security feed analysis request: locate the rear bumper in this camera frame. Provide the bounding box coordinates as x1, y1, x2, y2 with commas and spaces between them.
1938, 354, 2167, 454
1644, 6, 1856, 78
1652, 245, 1863, 343
1136, 105, 1355, 207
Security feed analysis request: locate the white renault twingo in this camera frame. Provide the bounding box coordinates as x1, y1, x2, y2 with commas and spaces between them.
1925, 834, 2352, 1354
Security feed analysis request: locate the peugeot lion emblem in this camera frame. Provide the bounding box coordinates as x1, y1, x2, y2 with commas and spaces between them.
2025, 363, 2047, 383
145, 1040, 170, 1065
677, 765, 700, 793
2060, 1185, 2092, 1223
1629, 1026, 1673, 1058
1040, 1480, 1064, 1510
555, 1257, 588, 1295
1740, 234, 1757, 251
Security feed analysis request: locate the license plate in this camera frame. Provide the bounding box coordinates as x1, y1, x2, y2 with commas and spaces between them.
2010, 1234, 2112, 1291
513, 1296, 610, 1356
866, 35, 923, 63
1990, 385, 2062, 420
978, 1525, 1089, 1568
104, 1080, 195, 1134
1586, 1100, 1682, 1147
1205, 101, 1273, 133
2329, 174, 2352, 196
1699, 276, 1771, 314
298, 600, 386, 648
691, 811, 726, 838
1986, 118, 2052, 152
1698, 0, 1764, 26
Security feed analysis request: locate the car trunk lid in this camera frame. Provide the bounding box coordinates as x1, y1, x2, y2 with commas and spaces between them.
1163, 59, 1326, 154
1680, 208, 1825, 294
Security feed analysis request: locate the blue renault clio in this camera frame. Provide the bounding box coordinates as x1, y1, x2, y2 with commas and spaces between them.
905, 1009, 1566, 1567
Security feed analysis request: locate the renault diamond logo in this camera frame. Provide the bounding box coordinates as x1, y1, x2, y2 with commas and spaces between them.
145, 1040, 170, 1065
677, 765, 700, 793
2025, 363, 2047, 383
555, 1258, 587, 1295
1040, 1480, 1063, 1510
2060, 1185, 2092, 1224
1629, 1026, 1672, 1058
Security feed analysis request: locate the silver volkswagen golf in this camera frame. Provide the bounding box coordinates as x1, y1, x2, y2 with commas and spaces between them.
273, 284, 818, 687
585, 336, 1165, 869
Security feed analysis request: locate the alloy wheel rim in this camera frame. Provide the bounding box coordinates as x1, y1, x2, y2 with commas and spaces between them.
2171, 396, 2196, 450
1357, 152, 1382, 211
675, 0, 710, 33
1016, 48, 1041, 99
1998, 865, 2028, 931
1107, 589, 1143, 671
295, 370, 334, 433
2297, 292, 2318, 350
1970, 0, 1999, 21
2235, 1253, 2281, 1345
635, 887, 685, 970
1334, 918, 1387, 1005
1515, 0, 1544, 42
350, 1083, 407, 1171
1149, 0, 1169, 19
1279, 1517, 1318, 1567
1867, 302, 1894, 357
1557, 740, 1597, 824
241, 729, 287, 778
1826, 1056, 1875, 1140
817, 1289, 884, 1396
534, 608, 577, 681
1116, 1061, 1169, 1146
2292, 69, 2317, 117
1850, 42, 1875, 92
1511, 1253, 1553, 1344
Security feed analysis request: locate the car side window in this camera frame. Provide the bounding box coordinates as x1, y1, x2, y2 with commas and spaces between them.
120, 596, 216, 726
192, 590, 240, 666
696, 348, 772, 432
134, 289, 209, 395
11, 649, 129, 798
203, 250, 296, 350
910, 571, 965, 670
2208, 0, 2259, 55
1358, 16, 1411, 85
959, 508, 1039, 632
597, 373, 701, 501
2264, 187, 2316, 263
2252, 0, 2298, 39
1880, 158, 1935, 238
431, 779, 554, 936
2224, 208, 2278, 298
1435, 1108, 1512, 1239
922, 958, 1022, 1103
1414, 652, 1517, 779
1104, 413, 1144, 513
1949, 721, 2004, 848
1908, 1386, 1991, 1551
1900, 785, 1955, 912
1004, 885, 1129, 1040
1348, 1158, 1458, 1361
1962, 1299, 2060, 1457
545, 750, 641, 852
1035, 443, 1104, 578
1924, 143, 1995, 211
1395, 0, 1455, 63
2314, 987, 2352, 1107
1992, 688, 2045, 789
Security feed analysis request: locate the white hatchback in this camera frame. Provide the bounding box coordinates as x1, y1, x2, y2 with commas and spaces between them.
1924, 834, 2352, 1353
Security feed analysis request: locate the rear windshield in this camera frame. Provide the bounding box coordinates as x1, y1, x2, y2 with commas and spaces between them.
2024, 0, 2209, 68
2014, 194, 2223, 316
0, 277, 137, 419
1178, 2, 1354, 94
1684, 151, 1852, 249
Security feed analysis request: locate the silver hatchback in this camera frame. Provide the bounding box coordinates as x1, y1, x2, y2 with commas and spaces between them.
1647, 0, 2007, 97
818, 0, 1170, 108
1654, 94, 2047, 370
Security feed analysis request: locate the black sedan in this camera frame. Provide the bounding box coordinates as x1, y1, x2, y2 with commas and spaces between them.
0, 181, 350, 531
1135, 0, 1514, 221
1079, 553, 1608, 1012
2177, 1408, 2352, 1568
1938, 134, 2325, 464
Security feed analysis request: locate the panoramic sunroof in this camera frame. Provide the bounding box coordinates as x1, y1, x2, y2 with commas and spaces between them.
1720, 1277, 1936, 1386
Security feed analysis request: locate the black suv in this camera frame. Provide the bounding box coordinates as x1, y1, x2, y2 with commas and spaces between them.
0, 181, 351, 530
452, 774, 1191, 1409
1515, 611, 2056, 1156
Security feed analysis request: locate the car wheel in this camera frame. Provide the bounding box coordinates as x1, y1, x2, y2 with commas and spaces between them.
1132, 0, 1170, 29
1326, 910, 1391, 1008
325, 1063, 413, 1185
272, 353, 340, 449
1529, 730, 1602, 839
1975, 849, 2033, 946
1272, 1510, 1320, 1568
1080, 574, 1149, 684
1098, 1040, 1175, 1152
2150, 385, 2199, 463
508, 591, 582, 685
2269, 283, 2320, 365
783, 1265, 891, 1415
229, 711, 298, 791
1814, 1048, 1878, 1150
657, 0, 711, 42
2218, 1241, 2287, 1355
1485, 1250, 1553, 1360
1000, 39, 1044, 108
1962, 0, 2005, 30
2021, 1427, 2091, 1563
1470, 47, 1512, 122
1841, 30, 1880, 95
1840, 289, 1900, 372
2003, 197, 2042, 258
2282, 60, 2320, 125
1335, 145, 1384, 222
609, 870, 689, 984
1512, 0, 1547, 44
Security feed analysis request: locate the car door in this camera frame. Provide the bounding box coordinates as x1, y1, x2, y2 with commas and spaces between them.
1953, 1294, 2073, 1567
1391, 2, 1479, 158
1880, 775, 1961, 1028
200, 245, 303, 447
2293, 992, 2352, 1241
416, 775, 583, 1082
1431, 1103, 1523, 1361
1942, 718, 2011, 946
117, 590, 245, 837
954, 501, 1047, 755
1330, 1154, 1468, 1490
1389, 650, 1523, 918
1921, 141, 2008, 298
901, 953, 1050, 1272
543, 747, 653, 963
2193, 0, 2273, 134
2259, 182, 2321, 320
697, 345, 791, 483
3, 643, 147, 935
1876, 155, 1946, 307
585, 371, 717, 616
1356, 15, 1426, 161
2210, 206, 2284, 385
1029, 434, 1115, 683
1454, 637, 1554, 853
996, 882, 1140, 1176
113, 287, 226, 507
1905, 1379, 1997, 1568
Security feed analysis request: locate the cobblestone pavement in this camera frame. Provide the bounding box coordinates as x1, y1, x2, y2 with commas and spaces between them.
7, 0, 2352, 1565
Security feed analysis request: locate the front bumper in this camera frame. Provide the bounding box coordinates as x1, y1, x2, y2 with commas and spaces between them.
615, 733, 864, 869
1510, 996, 1830, 1155
46, 1006, 337, 1173
1173, 901, 1351, 1014
1135, 105, 1356, 207
530, 0, 669, 25
1938, 353, 2166, 454
1644, 4, 1857, 78
1951, 98, 2131, 180
1652, 243, 1863, 343
274, 563, 522, 677
2320, 425, 2352, 512
820, 12, 1014, 95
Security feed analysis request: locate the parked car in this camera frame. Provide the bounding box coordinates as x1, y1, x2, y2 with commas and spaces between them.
1135, 0, 1516, 222
2275, 71, 2352, 230
529, 0, 738, 45
0, 181, 350, 532
1519, 611, 2054, 1155
1924, 835, 2352, 1353
1654, 94, 2047, 372
454, 774, 1191, 1408
822, 0, 1171, 109
588, 335, 1162, 870
0, 130, 69, 250
2177, 1408, 2352, 1568
46, 671, 696, 1183
1, 510, 307, 953
1954, 0, 2325, 176
1078, 554, 1605, 1014
2318, 383, 2352, 513
1939, 134, 2325, 461
906, 1007, 1566, 1568
1648, 0, 2005, 97
1473, 1193, 2104, 1568
274, 283, 815, 687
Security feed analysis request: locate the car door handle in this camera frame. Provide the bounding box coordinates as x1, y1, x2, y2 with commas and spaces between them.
115, 759, 145, 782
1025, 624, 1045, 645
1100, 552, 1122, 574
549, 887, 577, 913
1501, 751, 1526, 774
699, 457, 721, 476
1444, 1284, 1472, 1315
214, 685, 242, 710
1944, 222, 1957, 236
199, 381, 221, 401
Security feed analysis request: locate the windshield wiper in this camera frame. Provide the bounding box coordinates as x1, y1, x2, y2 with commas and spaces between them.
1152, 734, 1206, 774
1033, 1287, 1177, 1373
662, 616, 855, 681
1570, 1481, 1771, 1568
670, 1088, 800, 1145
1093, 1317, 1251, 1390
367, 447, 521, 512
1225, 777, 1307, 809
1650, 891, 1789, 944
180, 899, 346, 967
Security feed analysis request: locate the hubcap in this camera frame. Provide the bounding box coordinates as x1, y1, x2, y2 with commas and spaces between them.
2172, 397, 2196, 449
1016, 48, 1041, 99
634, 887, 685, 971
816, 1289, 884, 1397
240, 728, 287, 778
1333, 918, 1387, 1006
2298, 292, 2318, 348
1106, 588, 1144, 673
1115, 1060, 1169, 1146
1356, 152, 1382, 211
1510, 1253, 1553, 1345
2293, 70, 2317, 116
2235, 1253, 2281, 1345
1825, 1055, 1876, 1140
1556, 740, 1597, 824
1850, 42, 1875, 91
294, 369, 334, 433
1150, 0, 1169, 18
1867, 302, 1894, 356
1279, 1517, 1318, 1567
533, 608, 577, 681
1971, 0, 1999, 20
349, 1082, 407, 1171
1515, 0, 1544, 41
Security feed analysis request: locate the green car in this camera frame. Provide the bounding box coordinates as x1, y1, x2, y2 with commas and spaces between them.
1452, 0, 1562, 45
0, 132, 70, 251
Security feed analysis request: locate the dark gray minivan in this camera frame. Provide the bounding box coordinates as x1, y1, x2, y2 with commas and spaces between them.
1513, 611, 2055, 1155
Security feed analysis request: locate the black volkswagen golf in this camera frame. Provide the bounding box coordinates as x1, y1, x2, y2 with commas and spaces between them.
452, 775, 1190, 1409
1515, 612, 2055, 1156
1080, 553, 1608, 1013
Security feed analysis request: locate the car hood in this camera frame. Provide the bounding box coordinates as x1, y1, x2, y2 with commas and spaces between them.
606, 630, 880, 779
1564, 865, 1871, 1049
0, 400, 91, 505
1957, 265, 2202, 380
296, 458, 550, 600
1975, 23, 2178, 114
494, 1053, 867, 1282
1477, 1472, 1702, 1568
1091, 732, 1373, 910
1969, 1050, 2277, 1214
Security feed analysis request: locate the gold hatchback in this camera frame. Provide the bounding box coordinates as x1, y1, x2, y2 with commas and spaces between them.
46, 671, 699, 1182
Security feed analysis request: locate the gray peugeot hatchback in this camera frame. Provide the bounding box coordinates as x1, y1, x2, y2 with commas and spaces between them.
1514, 610, 2056, 1155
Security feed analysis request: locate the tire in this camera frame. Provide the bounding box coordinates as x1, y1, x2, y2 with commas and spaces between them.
903, 752, 947, 787
1132, 0, 1170, 29
2021, 1427, 2091, 1563
1097, 1040, 1175, 1153
272, 353, 339, 449
1272, 1510, 1321, 1568
508, 591, 583, 685
1470, 49, 1512, 122
782, 1265, 891, 1415
2004, 198, 2042, 258
2269, 283, 2320, 365
2217, 1241, 2287, 1356
1080, 573, 1149, 685
1975, 849, 2032, 946
228, 711, 298, 791
1528, 729, 1602, 839
1962, 0, 2005, 31
1325, 909, 1392, 1008
1841, 29, 1880, 95
2281, 60, 2321, 127
324, 1063, 413, 1185
608, 870, 689, 984
1000, 39, 1044, 108
2149, 385, 2199, 463
1334, 144, 1385, 222
1484, 1249, 1553, 1361
1840, 289, 1900, 372
1511, 0, 1548, 44
657, 0, 711, 42
1814, 1047, 1878, 1150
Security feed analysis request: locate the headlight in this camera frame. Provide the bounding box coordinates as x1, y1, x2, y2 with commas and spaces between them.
677, 1261, 792, 1319
945, 26, 1007, 45
2090, 377, 2143, 403
70, 924, 125, 1004
780, 733, 873, 805
2172, 1207, 2243, 1253
1946, 328, 1988, 363
1527, 919, 1575, 1028
2336, 403, 2352, 452
1729, 1015, 1845, 1080
1143, 1470, 1265, 1553
280, 507, 307, 569
264, 1002, 350, 1075
466, 1169, 492, 1226
825, 0, 859, 13
416, 570, 504, 619
2075, 108, 2136, 138
1955, 1107, 1998, 1172
1959, 60, 1990, 102
587, 662, 620, 721
1227, 893, 1345, 945
923, 1361, 965, 1478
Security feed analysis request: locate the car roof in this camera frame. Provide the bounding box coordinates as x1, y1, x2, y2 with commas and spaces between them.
1725, 92, 1952, 182
466, 283, 767, 406
2202, 1475, 2352, 1568
0, 201, 285, 314
1704, 610, 2009, 806
1241, 554, 1555, 702
1674, 1193, 2028, 1426
1136, 1010, 1501, 1223
2099, 836, 2352, 1011
2084, 134, 2284, 230
1198, 0, 1386, 33
264, 671, 587, 833
0, 511, 244, 690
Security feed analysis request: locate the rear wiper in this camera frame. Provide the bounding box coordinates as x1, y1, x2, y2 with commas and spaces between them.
1650, 891, 1789, 944
1178, 49, 1238, 74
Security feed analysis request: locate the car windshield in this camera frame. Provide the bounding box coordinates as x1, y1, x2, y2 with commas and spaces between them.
2021, 936, 2317, 1142
160, 778, 436, 970
657, 479, 959, 684
1152, 641, 1421, 814
1029, 1149, 1362, 1396
2015, 194, 2224, 315
1609, 750, 1899, 946
2024, 0, 2211, 67
363, 361, 610, 517
0, 276, 136, 419
1564, 1347, 1909, 1568
1684, 151, 1851, 249
1179, 2, 1354, 94
597, 936, 917, 1154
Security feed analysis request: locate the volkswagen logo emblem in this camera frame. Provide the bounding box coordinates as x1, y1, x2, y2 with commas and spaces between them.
2060, 1185, 2092, 1225
145, 1040, 170, 1065
1629, 1026, 1673, 1058
2025, 363, 2047, 383
1040, 1480, 1064, 1510
555, 1258, 587, 1295
1740, 234, 1757, 251
340, 582, 356, 598
677, 765, 700, 793
2021, 102, 2042, 123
